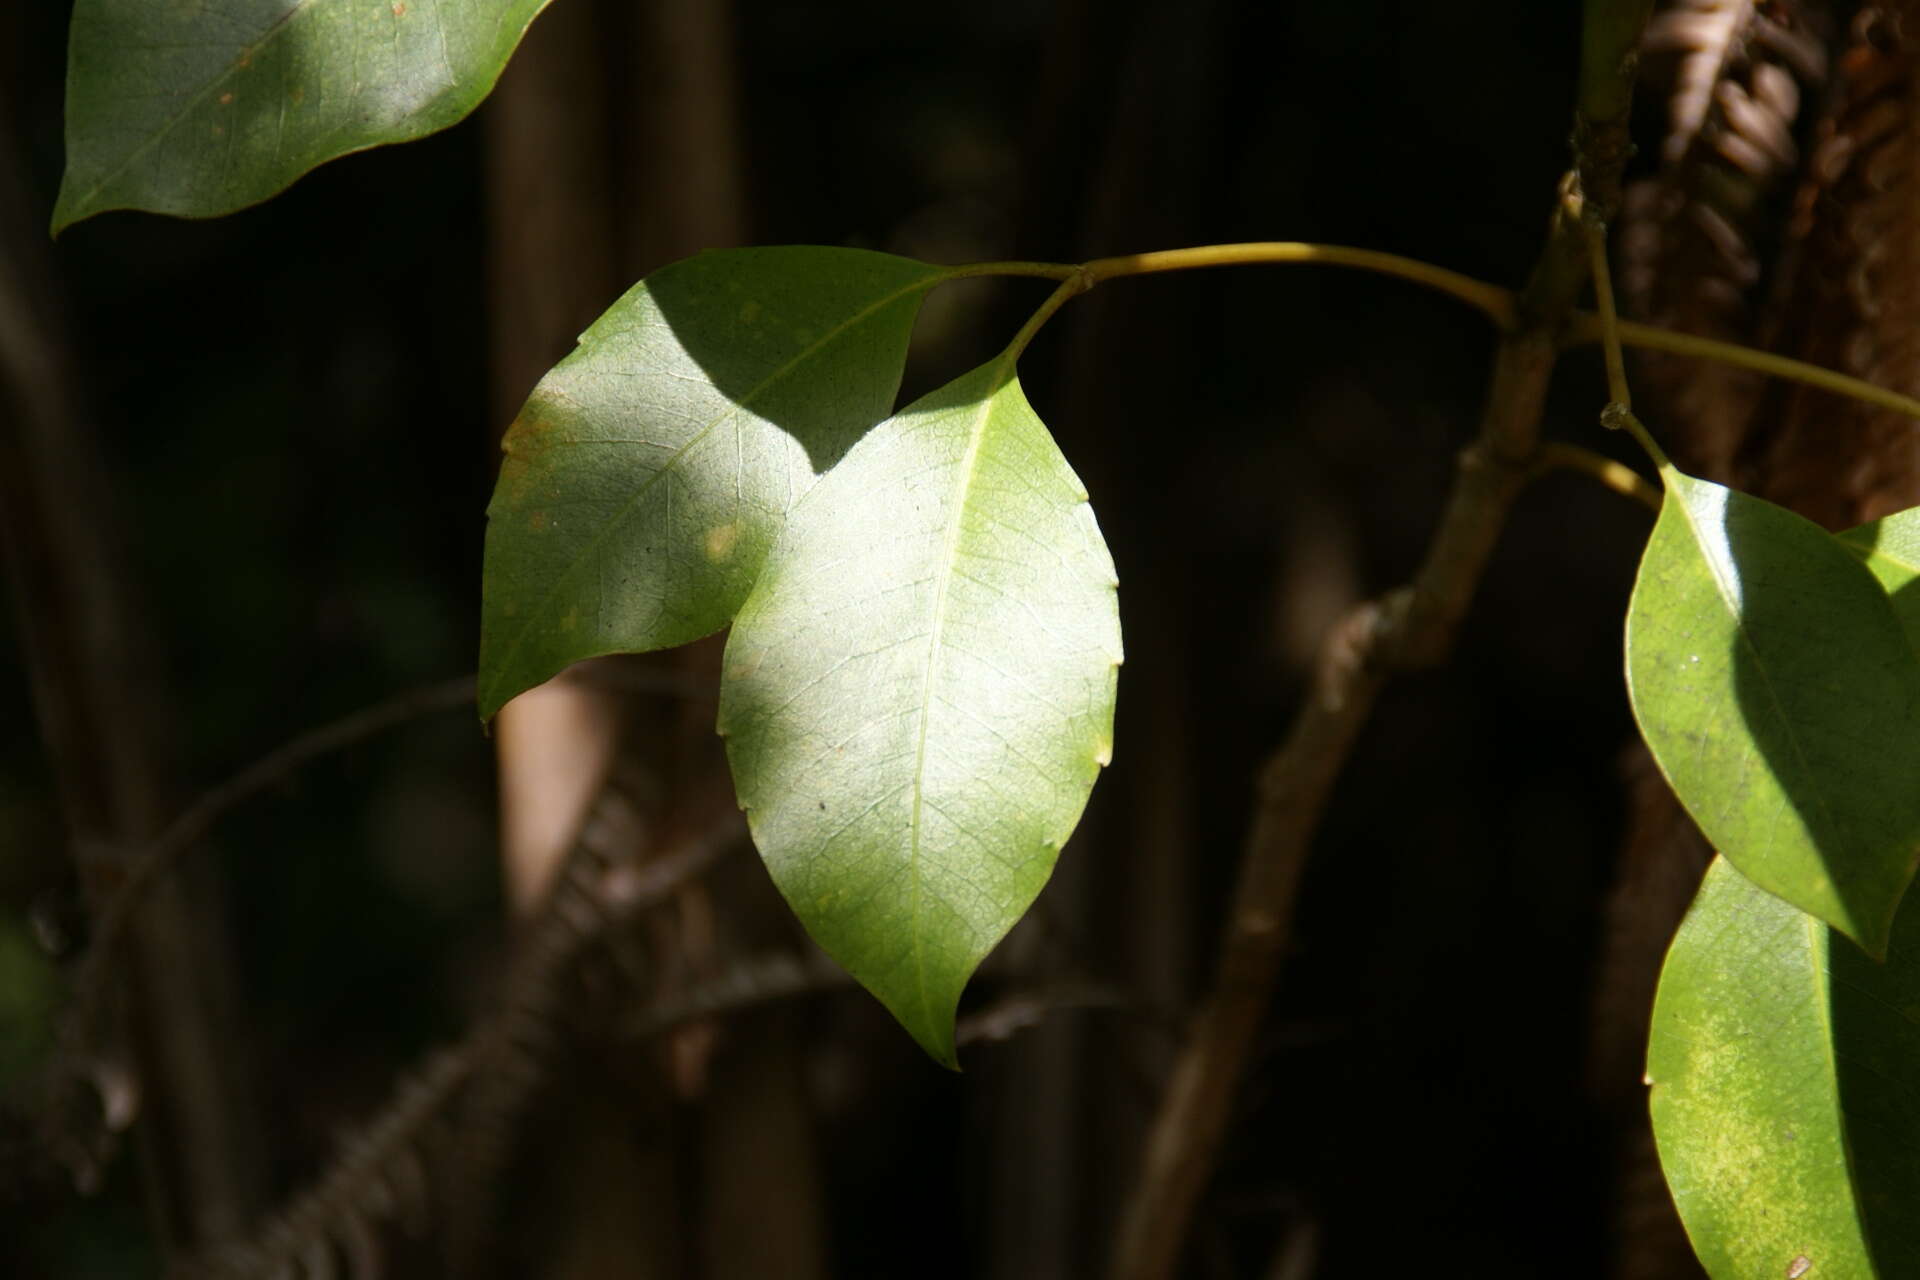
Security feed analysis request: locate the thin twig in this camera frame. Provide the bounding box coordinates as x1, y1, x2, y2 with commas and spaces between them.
68, 675, 480, 1036
1108, 5, 1652, 1275
966, 239, 1920, 436
625, 951, 1130, 1050
1081, 243, 1518, 327
1571, 314, 1920, 423
1581, 212, 1634, 410
1534, 442, 1662, 511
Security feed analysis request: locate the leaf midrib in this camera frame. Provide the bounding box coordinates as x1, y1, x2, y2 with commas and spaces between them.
905, 360, 1011, 1043
68, 0, 322, 214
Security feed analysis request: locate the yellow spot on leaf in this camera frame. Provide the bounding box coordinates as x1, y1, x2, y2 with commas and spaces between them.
559, 607, 580, 633
740, 300, 761, 324
1093, 740, 1112, 766
705, 522, 741, 562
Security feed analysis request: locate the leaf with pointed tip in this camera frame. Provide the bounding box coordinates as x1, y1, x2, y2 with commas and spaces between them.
1649, 856, 1920, 1278
478, 247, 948, 722
1626, 468, 1920, 956
1841, 506, 1920, 655
718, 358, 1121, 1067
55, 0, 551, 232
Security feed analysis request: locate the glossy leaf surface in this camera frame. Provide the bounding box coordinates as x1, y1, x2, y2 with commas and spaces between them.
1650, 856, 1920, 1278
56, 0, 551, 231
1626, 468, 1920, 955
719, 359, 1121, 1066
479, 247, 947, 721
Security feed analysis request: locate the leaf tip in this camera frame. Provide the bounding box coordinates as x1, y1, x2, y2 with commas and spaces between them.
912, 1024, 961, 1072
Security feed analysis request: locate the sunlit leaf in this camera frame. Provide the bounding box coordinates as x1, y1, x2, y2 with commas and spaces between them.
1840, 507, 1920, 655
55, 0, 552, 231
718, 357, 1121, 1066
1649, 856, 1920, 1278
478, 247, 948, 721
1626, 468, 1920, 956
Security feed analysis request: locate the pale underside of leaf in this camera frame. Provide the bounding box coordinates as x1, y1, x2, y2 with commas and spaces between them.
478, 248, 947, 721
56, 0, 552, 230
1626, 469, 1920, 955
718, 359, 1121, 1066
1650, 856, 1920, 1277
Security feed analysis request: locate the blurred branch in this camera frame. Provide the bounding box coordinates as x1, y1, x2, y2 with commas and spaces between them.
69, 675, 479, 1036
0, 95, 262, 1247
1107, 5, 1653, 1276
1534, 442, 1662, 511
443, 790, 747, 1276
624, 953, 1130, 1051
183, 784, 746, 1278
184, 1050, 472, 1280
65, 664, 720, 1054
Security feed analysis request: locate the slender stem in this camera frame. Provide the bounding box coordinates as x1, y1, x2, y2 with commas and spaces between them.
1606, 404, 1673, 471
1534, 442, 1661, 511
1003, 271, 1094, 362
1082, 242, 1517, 327
962, 245, 1920, 441
1569, 315, 1920, 422
1575, 205, 1679, 479
942, 259, 1079, 283
1581, 215, 1632, 409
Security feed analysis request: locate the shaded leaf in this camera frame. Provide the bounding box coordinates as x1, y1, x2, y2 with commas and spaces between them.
1649, 856, 1920, 1278
56, 0, 551, 231
479, 247, 947, 721
1626, 468, 1920, 955
1841, 507, 1920, 655
718, 358, 1121, 1066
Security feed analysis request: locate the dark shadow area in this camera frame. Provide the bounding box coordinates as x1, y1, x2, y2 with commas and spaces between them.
1722, 488, 1920, 949
642, 248, 948, 477
1831, 887, 1920, 1274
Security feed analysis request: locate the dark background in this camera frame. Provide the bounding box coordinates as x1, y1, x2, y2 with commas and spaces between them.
1, 1, 1661, 1275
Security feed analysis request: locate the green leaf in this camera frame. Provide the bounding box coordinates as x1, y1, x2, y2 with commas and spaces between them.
478, 247, 949, 722
1840, 507, 1920, 655
1649, 856, 1920, 1278
55, 0, 552, 232
1626, 468, 1920, 956
717, 357, 1121, 1067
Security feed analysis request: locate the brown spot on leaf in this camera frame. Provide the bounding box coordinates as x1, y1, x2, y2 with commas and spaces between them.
1787, 1256, 1812, 1279
392, 2, 407, 14
494, 415, 560, 506
218, 92, 234, 106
